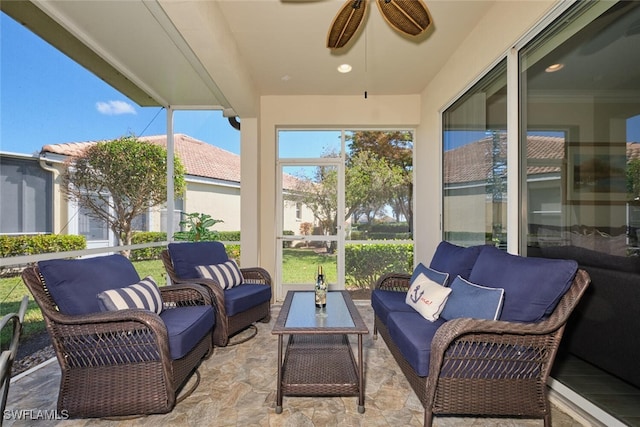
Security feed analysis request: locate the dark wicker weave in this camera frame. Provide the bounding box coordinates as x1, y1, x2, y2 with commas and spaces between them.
161, 249, 272, 347
373, 269, 590, 427
272, 291, 369, 414
21, 266, 213, 419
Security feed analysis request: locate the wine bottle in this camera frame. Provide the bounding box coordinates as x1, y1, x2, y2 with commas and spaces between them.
315, 265, 327, 308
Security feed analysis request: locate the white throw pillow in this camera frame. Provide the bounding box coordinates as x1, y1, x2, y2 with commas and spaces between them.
97, 276, 163, 314
405, 272, 452, 322
196, 260, 243, 290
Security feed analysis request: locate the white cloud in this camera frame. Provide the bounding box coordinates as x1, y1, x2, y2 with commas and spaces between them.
96, 100, 137, 115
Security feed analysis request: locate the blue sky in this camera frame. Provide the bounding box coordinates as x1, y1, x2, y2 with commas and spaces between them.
0, 13, 240, 156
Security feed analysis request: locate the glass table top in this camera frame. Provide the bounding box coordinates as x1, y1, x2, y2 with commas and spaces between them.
284, 291, 355, 328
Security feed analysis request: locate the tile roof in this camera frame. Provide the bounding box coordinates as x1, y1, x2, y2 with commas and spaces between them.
42, 135, 640, 187
445, 135, 640, 184
42, 134, 240, 183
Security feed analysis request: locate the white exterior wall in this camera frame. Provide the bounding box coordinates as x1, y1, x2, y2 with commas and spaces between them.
183, 180, 241, 231
414, 0, 557, 263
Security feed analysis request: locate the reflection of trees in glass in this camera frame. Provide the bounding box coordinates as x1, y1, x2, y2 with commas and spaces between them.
627, 158, 640, 200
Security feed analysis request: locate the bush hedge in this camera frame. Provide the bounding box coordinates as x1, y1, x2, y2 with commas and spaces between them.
0, 234, 86, 257
345, 243, 413, 289
130, 232, 167, 261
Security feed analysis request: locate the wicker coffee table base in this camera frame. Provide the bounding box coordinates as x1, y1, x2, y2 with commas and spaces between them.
276, 334, 364, 414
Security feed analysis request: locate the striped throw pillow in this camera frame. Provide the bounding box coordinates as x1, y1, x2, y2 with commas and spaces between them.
97, 276, 163, 314
195, 260, 243, 290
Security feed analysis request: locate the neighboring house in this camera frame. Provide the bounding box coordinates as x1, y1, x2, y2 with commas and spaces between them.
7, 134, 640, 247
1, 134, 315, 247
445, 134, 640, 245
0, 152, 52, 235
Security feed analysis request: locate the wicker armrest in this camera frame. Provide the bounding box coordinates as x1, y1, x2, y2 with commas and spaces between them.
374, 272, 411, 291
240, 267, 272, 285
160, 283, 212, 306
44, 309, 173, 369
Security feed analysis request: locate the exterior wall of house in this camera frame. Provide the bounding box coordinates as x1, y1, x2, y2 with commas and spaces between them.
183, 179, 241, 231
414, 0, 556, 261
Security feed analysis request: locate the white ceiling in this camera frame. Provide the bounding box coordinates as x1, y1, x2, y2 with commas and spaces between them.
3, 0, 495, 117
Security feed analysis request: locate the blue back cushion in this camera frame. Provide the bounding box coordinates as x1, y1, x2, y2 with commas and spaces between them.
469, 246, 578, 322
429, 241, 484, 281
39, 254, 140, 316
168, 242, 229, 279
410, 263, 449, 286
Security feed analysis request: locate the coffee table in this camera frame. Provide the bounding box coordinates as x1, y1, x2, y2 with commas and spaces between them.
272, 290, 369, 414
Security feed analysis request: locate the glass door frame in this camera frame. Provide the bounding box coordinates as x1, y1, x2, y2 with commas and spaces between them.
276, 156, 346, 301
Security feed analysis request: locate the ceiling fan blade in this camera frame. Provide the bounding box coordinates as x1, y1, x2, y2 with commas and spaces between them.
327, 0, 368, 49
376, 0, 432, 37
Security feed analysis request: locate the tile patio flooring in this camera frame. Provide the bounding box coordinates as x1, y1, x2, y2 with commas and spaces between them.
5, 302, 592, 426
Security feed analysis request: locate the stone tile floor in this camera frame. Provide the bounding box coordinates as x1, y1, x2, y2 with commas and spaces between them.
5, 303, 590, 426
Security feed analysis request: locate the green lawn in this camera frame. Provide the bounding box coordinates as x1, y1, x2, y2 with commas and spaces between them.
282, 248, 337, 284
1, 249, 379, 348
0, 259, 166, 348
1, 252, 337, 347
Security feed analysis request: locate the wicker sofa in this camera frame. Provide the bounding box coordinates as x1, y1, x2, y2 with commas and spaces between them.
371, 242, 590, 426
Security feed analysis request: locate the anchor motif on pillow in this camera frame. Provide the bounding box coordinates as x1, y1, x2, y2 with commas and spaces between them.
410, 285, 424, 304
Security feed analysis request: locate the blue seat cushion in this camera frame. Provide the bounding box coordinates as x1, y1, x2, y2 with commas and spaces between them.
469, 245, 578, 322
429, 241, 485, 281
160, 305, 215, 360
39, 254, 141, 316
387, 311, 445, 377
224, 284, 272, 317
371, 289, 415, 326
168, 242, 229, 279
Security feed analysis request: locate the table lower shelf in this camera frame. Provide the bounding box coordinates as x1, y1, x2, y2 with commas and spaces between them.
281, 334, 359, 396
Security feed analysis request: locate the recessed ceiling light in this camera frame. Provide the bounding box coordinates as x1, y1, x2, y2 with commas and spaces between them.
337, 64, 352, 73
545, 63, 564, 73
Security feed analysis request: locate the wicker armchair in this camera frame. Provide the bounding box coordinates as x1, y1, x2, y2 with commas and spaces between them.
373, 268, 590, 427
0, 295, 28, 421
21, 255, 214, 419
162, 242, 272, 347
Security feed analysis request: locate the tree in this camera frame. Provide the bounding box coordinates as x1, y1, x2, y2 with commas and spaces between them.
62, 135, 186, 255
346, 131, 414, 230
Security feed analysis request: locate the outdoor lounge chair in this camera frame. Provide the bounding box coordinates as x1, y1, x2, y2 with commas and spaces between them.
0, 295, 28, 423
162, 241, 272, 347
21, 254, 214, 419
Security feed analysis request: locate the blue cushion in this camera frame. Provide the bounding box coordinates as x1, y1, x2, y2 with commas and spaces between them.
429, 241, 484, 281
440, 276, 504, 321
160, 305, 215, 360
387, 311, 445, 377
224, 284, 272, 317
469, 246, 578, 322
410, 263, 449, 286
371, 289, 415, 326
39, 254, 140, 315
168, 242, 229, 279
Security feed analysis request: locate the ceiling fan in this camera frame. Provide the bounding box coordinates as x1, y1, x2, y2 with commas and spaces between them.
327, 0, 433, 49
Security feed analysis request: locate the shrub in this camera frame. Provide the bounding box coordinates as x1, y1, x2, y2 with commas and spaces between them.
130, 232, 167, 261
345, 243, 413, 289
0, 234, 86, 257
